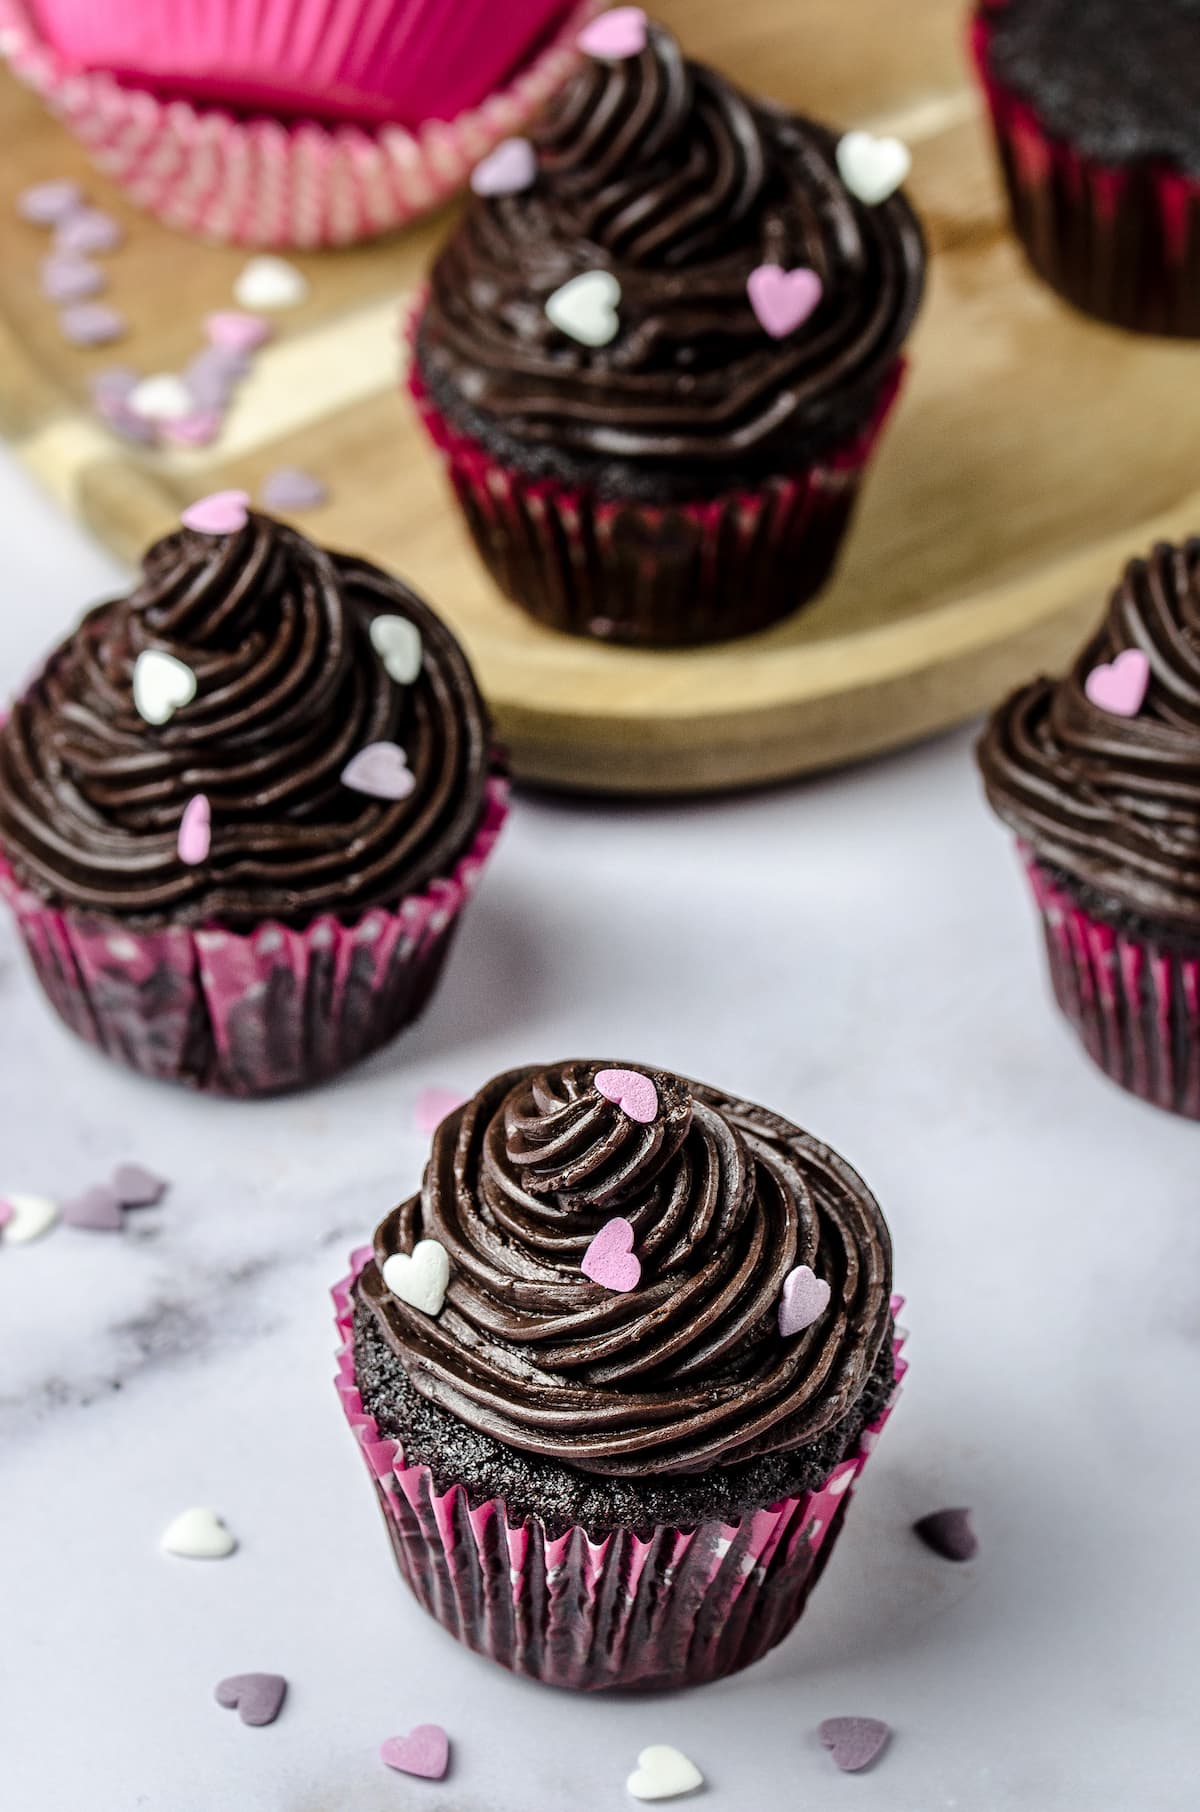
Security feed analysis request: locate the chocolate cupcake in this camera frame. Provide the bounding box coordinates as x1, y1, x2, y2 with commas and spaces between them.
0, 491, 507, 1096
973, 0, 1200, 336
334, 1060, 904, 1691
410, 9, 926, 646
978, 539, 1200, 1116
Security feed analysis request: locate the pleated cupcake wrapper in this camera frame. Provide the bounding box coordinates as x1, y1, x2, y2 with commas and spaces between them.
0, 0, 600, 246
409, 350, 905, 647
1023, 848, 1200, 1119
0, 775, 508, 1096
334, 1249, 908, 1692
972, 10, 1200, 337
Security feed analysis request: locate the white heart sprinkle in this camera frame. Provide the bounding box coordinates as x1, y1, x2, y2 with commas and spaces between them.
128, 373, 195, 423
1, 1193, 59, 1244
836, 130, 912, 206
545, 270, 621, 348
369, 614, 423, 685
160, 1507, 237, 1559
382, 1240, 450, 1317
627, 1745, 704, 1802
233, 255, 309, 311
133, 650, 197, 726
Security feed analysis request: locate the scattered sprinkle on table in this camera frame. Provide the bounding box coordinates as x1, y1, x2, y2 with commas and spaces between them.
819, 1716, 892, 1773
0, 1193, 59, 1244
60, 303, 126, 347
233, 254, 308, 311
626, 1744, 704, 1801
413, 1087, 467, 1134
55, 207, 122, 256
112, 1163, 168, 1208
160, 1507, 237, 1559
260, 467, 329, 513
61, 1184, 125, 1232
215, 1673, 287, 1727
18, 178, 82, 225
914, 1506, 978, 1562
380, 1724, 450, 1779
40, 254, 104, 304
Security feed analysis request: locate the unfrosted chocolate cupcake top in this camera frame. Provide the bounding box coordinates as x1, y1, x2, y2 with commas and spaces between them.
0, 500, 493, 929
416, 16, 925, 495
978, 540, 1200, 937
984, 0, 1200, 177
357, 1060, 893, 1479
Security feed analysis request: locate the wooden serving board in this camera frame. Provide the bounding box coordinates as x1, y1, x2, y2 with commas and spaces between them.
2, 0, 1200, 793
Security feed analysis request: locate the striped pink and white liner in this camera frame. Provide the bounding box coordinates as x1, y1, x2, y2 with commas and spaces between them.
0, 0, 600, 246
335, 1249, 908, 1693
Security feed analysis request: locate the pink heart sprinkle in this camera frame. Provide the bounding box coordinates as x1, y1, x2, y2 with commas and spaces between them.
178, 795, 212, 866
342, 742, 415, 801
819, 1717, 891, 1774
578, 6, 648, 58
471, 136, 537, 197
581, 1216, 641, 1293
747, 264, 824, 338
206, 310, 273, 354
1084, 648, 1150, 718
414, 1087, 468, 1134
594, 1067, 659, 1124
182, 490, 250, 535
60, 303, 125, 346
0, 1199, 13, 1230
380, 1725, 449, 1780
163, 411, 223, 449
778, 1264, 831, 1336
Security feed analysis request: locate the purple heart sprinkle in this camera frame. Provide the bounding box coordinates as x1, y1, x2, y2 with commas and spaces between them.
112, 1163, 168, 1208
913, 1506, 978, 1562
260, 467, 329, 513
89, 365, 139, 403
61, 1184, 125, 1232
18, 179, 82, 225
95, 399, 159, 445
184, 345, 249, 408
819, 1717, 892, 1773
61, 303, 126, 347
54, 207, 122, 256
215, 1673, 287, 1727
40, 254, 105, 304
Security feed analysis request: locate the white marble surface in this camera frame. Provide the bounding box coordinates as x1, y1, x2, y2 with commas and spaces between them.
2, 458, 1198, 1812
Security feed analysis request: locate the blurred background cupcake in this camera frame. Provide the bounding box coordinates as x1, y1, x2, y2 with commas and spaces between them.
978, 539, 1200, 1117
0, 494, 508, 1096
336, 1059, 904, 1690
410, 9, 926, 646
972, 0, 1200, 337
0, 0, 600, 244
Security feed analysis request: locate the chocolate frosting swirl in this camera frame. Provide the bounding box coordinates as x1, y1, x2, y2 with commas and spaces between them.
978, 540, 1200, 936
358, 1061, 893, 1478
0, 511, 493, 927
417, 21, 925, 495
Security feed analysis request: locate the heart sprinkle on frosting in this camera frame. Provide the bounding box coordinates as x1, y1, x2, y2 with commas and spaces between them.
819, 1716, 892, 1773
471, 136, 537, 196
1084, 647, 1150, 718
836, 130, 912, 206
215, 1673, 288, 1727
545, 270, 622, 348
383, 1240, 451, 1317
581, 1216, 641, 1292
747, 264, 823, 338
578, 6, 648, 59
132, 650, 197, 727
594, 1067, 659, 1123
369, 614, 423, 685
182, 489, 251, 535
626, 1744, 704, 1801
178, 795, 211, 867
341, 741, 416, 801
380, 1725, 449, 1780
778, 1264, 832, 1336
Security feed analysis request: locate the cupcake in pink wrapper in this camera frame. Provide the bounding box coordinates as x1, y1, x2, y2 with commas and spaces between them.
409, 15, 926, 647
337, 1061, 904, 1691
0, 0, 599, 245
978, 539, 1200, 1118
972, 1, 1200, 337
0, 496, 507, 1096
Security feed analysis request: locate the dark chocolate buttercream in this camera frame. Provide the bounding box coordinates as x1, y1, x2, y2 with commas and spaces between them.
978, 540, 1200, 937
357, 1061, 893, 1479
985, 0, 1200, 177
0, 511, 493, 927
416, 21, 925, 497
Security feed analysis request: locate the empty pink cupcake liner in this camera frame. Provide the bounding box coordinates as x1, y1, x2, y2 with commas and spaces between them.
973, 8, 1200, 337
1023, 850, 1200, 1118
0, 0, 600, 246
409, 351, 905, 646
0, 776, 508, 1096
334, 1250, 908, 1692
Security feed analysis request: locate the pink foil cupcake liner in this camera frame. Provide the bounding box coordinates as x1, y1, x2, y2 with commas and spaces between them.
334, 1249, 908, 1692
0, 776, 508, 1096
0, 0, 600, 247
409, 354, 905, 647
1023, 851, 1200, 1119
972, 10, 1200, 337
